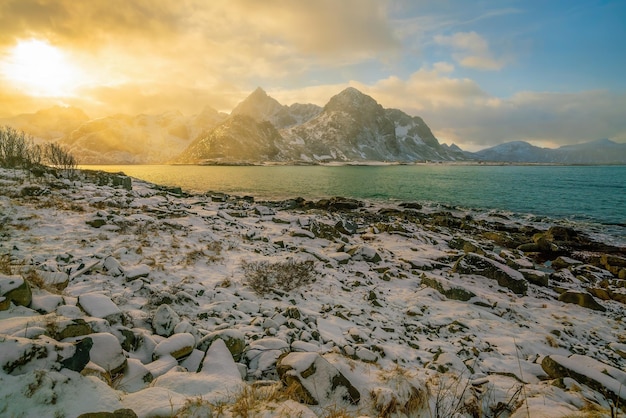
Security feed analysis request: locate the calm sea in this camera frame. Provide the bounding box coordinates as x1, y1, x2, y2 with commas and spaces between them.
81, 164, 626, 246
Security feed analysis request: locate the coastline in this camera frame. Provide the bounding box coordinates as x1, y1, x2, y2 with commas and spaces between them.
1, 167, 625, 417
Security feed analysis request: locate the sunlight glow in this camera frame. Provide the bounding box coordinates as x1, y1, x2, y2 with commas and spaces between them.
1, 39, 86, 97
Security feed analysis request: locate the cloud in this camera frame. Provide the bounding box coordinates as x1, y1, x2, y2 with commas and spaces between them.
434, 31, 506, 70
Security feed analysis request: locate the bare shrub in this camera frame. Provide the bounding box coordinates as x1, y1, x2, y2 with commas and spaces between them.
242, 259, 315, 295
44, 142, 76, 178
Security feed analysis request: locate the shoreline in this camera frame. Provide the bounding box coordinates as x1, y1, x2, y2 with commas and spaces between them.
1, 167, 625, 417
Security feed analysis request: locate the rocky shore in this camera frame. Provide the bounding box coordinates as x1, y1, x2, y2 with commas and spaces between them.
1, 167, 625, 418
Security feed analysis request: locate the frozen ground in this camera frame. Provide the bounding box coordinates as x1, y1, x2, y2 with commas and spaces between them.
0, 167, 625, 418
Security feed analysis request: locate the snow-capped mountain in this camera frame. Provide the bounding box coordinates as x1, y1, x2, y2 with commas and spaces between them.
61, 108, 227, 164
179, 87, 465, 164
469, 139, 626, 164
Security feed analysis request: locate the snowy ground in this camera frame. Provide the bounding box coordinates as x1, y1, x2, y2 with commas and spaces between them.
0, 167, 625, 418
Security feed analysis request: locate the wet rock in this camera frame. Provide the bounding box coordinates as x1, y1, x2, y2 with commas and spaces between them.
0, 275, 32, 309
558, 290, 606, 312
452, 253, 528, 295
277, 352, 360, 405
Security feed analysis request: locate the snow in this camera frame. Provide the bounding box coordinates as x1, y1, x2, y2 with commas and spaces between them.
0, 167, 625, 417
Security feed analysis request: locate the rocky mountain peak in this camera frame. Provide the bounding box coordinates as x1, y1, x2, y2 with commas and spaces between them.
324, 87, 382, 115
231, 87, 284, 122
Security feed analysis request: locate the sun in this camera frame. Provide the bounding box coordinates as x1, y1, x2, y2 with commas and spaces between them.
1, 39, 86, 97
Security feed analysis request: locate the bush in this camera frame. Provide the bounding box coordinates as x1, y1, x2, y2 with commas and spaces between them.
242, 259, 315, 295
0, 125, 77, 177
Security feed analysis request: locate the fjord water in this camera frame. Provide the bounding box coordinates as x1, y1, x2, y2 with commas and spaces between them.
83, 164, 626, 246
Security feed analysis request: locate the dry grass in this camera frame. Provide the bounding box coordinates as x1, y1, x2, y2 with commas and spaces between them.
242, 259, 316, 295
546, 334, 560, 348
0, 254, 13, 275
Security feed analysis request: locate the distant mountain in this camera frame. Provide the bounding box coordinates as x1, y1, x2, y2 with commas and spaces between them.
469, 139, 626, 164
0, 106, 89, 141
62, 108, 227, 164
174, 114, 282, 163
179, 87, 465, 164
231, 87, 321, 129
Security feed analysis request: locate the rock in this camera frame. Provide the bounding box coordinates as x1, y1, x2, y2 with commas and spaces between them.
103, 256, 124, 276
542, 354, 626, 408
37, 270, 70, 290
117, 359, 153, 393
602, 254, 626, 276
124, 264, 150, 281
86, 218, 107, 228
452, 253, 528, 295
197, 329, 246, 361
152, 304, 181, 337
399, 202, 422, 210
334, 219, 358, 235
52, 317, 93, 340
551, 256, 583, 270
348, 246, 382, 263
153, 333, 195, 360
0, 275, 32, 309
421, 275, 476, 301
277, 352, 360, 405
77, 409, 138, 418
246, 337, 290, 379
85, 332, 127, 375
78, 293, 123, 324
448, 237, 484, 255
519, 269, 550, 287
61, 337, 93, 372
558, 291, 606, 312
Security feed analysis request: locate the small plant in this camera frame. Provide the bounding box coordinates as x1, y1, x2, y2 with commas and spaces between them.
242, 259, 315, 295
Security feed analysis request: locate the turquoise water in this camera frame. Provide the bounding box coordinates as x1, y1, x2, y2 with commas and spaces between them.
82, 164, 626, 245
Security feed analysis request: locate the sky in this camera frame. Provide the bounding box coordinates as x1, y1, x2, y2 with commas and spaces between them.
0, 0, 625, 151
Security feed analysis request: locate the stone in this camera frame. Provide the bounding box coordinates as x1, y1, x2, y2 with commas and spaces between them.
37, 270, 70, 290
558, 291, 606, 312
86, 332, 127, 375
348, 246, 382, 263
452, 253, 528, 295
542, 354, 626, 409
0, 275, 32, 309
551, 256, 583, 270
152, 304, 181, 337
197, 329, 246, 362
78, 293, 123, 324
77, 409, 138, 418
103, 256, 124, 276
421, 275, 476, 301
86, 218, 107, 228
153, 333, 195, 360
277, 352, 360, 405
519, 269, 550, 287
61, 337, 93, 372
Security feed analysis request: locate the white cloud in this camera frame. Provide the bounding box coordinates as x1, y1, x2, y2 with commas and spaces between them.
434, 31, 506, 70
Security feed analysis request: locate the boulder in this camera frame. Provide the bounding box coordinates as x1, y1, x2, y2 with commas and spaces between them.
61, 337, 93, 372
558, 291, 606, 312
420, 275, 476, 302
85, 332, 127, 375
519, 269, 550, 287
452, 253, 528, 295
152, 304, 180, 337
542, 354, 626, 409
37, 270, 70, 290
551, 256, 583, 270
197, 329, 246, 362
0, 275, 32, 309
152, 333, 195, 360
246, 337, 289, 379
277, 352, 360, 405
78, 293, 123, 324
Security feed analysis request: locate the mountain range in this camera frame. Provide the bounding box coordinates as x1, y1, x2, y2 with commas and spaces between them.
1, 88, 624, 164
468, 139, 626, 164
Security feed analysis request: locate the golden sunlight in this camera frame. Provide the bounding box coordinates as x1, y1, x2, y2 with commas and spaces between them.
1, 39, 86, 97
